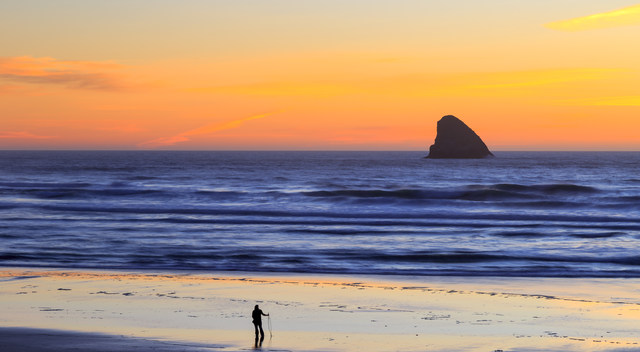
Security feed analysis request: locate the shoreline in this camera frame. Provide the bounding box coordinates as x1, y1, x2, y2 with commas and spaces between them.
2, 267, 640, 351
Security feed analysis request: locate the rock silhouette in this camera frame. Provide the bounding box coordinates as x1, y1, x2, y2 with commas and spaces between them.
426, 115, 493, 159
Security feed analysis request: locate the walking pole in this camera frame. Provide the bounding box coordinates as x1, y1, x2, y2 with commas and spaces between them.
267, 314, 273, 338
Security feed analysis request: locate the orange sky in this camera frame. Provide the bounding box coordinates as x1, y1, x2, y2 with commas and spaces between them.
1, 1, 639, 150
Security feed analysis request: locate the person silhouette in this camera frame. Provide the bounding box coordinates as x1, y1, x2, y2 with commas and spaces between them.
252, 304, 269, 345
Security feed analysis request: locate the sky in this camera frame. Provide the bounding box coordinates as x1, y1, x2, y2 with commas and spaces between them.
1, 0, 640, 151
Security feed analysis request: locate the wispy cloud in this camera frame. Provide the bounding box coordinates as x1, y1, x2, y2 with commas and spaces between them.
97, 124, 146, 134
545, 4, 640, 31
561, 96, 640, 106
138, 113, 274, 148
591, 96, 640, 106
188, 68, 622, 99
189, 82, 356, 97
464, 68, 623, 89
0, 56, 125, 90
0, 131, 55, 139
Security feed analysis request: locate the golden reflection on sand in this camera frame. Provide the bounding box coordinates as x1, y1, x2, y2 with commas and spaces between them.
2, 268, 640, 351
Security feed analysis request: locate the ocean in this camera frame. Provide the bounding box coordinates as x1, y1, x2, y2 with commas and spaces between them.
1, 150, 639, 278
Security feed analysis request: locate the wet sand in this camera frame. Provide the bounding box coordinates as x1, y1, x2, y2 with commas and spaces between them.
2, 268, 640, 351
0, 327, 220, 352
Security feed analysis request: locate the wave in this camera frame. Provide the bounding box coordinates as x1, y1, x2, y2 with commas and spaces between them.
491, 231, 626, 239
32, 204, 640, 225
613, 196, 640, 202
284, 228, 399, 235
0, 181, 607, 208
0, 180, 176, 199
0, 182, 92, 188
570, 232, 626, 239
328, 250, 512, 263
303, 188, 530, 201
126, 176, 158, 181
0, 185, 252, 201
0, 188, 168, 199
302, 183, 598, 202
5, 248, 640, 277
492, 231, 553, 238
502, 200, 587, 208
487, 183, 598, 193
195, 190, 246, 198
11, 215, 640, 233
325, 250, 640, 267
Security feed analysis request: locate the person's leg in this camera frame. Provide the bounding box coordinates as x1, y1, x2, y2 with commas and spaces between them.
254, 323, 259, 339
259, 324, 265, 339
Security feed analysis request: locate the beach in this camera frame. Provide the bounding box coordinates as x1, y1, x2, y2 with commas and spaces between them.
2, 268, 640, 351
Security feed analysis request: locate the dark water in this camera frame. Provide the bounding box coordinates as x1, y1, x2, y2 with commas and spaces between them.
1, 151, 639, 277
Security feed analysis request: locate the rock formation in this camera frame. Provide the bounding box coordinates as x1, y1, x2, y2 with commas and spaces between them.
426, 115, 493, 159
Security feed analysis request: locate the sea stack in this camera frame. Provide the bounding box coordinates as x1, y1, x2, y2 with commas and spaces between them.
426, 115, 493, 159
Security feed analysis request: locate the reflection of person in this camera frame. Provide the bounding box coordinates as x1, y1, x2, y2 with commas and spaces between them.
252, 304, 269, 343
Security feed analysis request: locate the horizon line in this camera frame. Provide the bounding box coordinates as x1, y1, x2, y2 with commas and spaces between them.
0, 149, 638, 153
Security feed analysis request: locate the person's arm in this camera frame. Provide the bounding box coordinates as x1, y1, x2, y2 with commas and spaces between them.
262, 311, 269, 316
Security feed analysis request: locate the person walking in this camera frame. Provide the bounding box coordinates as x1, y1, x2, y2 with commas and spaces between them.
252, 304, 269, 344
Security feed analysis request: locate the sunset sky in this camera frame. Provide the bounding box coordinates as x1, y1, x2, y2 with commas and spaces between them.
1, 0, 639, 150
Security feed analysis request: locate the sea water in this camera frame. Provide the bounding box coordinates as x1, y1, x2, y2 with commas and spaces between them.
1, 151, 639, 277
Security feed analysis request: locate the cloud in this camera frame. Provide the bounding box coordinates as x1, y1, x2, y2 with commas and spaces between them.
188, 68, 622, 99
464, 68, 623, 89
138, 112, 274, 148
0, 56, 125, 90
592, 96, 640, 106
561, 96, 640, 106
545, 4, 640, 31
0, 131, 55, 139
189, 82, 357, 97
97, 124, 146, 133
